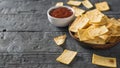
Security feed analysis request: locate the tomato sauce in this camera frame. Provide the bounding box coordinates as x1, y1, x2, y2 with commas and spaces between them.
50, 7, 73, 18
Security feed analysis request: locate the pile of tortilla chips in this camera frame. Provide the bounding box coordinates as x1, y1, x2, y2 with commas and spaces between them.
69, 9, 120, 44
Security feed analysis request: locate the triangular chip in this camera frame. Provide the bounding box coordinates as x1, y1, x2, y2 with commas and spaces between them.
72, 7, 85, 17
54, 34, 66, 46
56, 49, 77, 64
95, 1, 110, 11
82, 0, 93, 9
55, 2, 63, 6
67, 1, 81, 6
92, 54, 117, 68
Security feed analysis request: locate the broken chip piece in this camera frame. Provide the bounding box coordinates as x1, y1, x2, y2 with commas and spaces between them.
95, 1, 110, 11
56, 49, 77, 64
67, 1, 81, 6
82, 0, 93, 9
92, 54, 117, 68
54, 34, 67, 46
55, 2, 63, 6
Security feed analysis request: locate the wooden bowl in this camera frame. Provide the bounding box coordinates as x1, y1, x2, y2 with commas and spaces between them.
69, 31, 120, 49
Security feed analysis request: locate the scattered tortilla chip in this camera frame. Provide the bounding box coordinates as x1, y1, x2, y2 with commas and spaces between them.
56, 49, 77, 64
82, 0, 93, 9
69, 15, 89, 32
95, 1, 110, 11
54, 34, 67, 46
67, 1, 81, 6
85, 9, 104, 23
92, 54, 117, 68
72, 7, 85, 17
55, 2, 63, 6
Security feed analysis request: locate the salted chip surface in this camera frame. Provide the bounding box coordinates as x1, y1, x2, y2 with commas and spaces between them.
54, 34, 66, 46
72, 7, 85, 17
88, 25, 109, 37
69, 15, 89, 32
95, 1, 110, 11
55, 2, 63, 6
82, 0, 93, 9
67, 1, 81, 6
85, 9, 104, 23
56, 49, 77, 64
92, 54, 117, 68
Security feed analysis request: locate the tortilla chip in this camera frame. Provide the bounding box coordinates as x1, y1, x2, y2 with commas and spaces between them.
99, 34, 109, 41
118, 18, 120, 21
84, 37, 106, 44
69, 15, 89, 32
82, 0, 93, 9
67, 1, 81, 6
56, 49, 77, 64
88, 25, 109, 37
85, 9, 104, 23
72, 7, 85, 17
95, 1, 110, 11
78, 29, 89, 41
54, 34, 67, 46
74, 32, 79, 39
55, 2, 63, 6
92, 54, 117, 68
69, 16, 81, 32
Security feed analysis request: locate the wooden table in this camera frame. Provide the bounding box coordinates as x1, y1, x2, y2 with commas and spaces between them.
0, 0, 120, 68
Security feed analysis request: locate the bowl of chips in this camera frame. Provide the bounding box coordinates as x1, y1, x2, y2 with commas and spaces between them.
69, 9, 120, 49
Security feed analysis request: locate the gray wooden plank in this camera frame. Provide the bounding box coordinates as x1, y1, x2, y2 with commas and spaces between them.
0, 14, 120, 31
0, 32, 116, 53
0, 14, 68, 31
0, 0, 119, 14
0, 52, 119, 68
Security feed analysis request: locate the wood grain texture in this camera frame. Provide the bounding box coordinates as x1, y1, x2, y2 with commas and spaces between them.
0, 0, 120, 68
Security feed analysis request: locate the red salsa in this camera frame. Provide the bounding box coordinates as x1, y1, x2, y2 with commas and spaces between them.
50, 7, 73, 18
